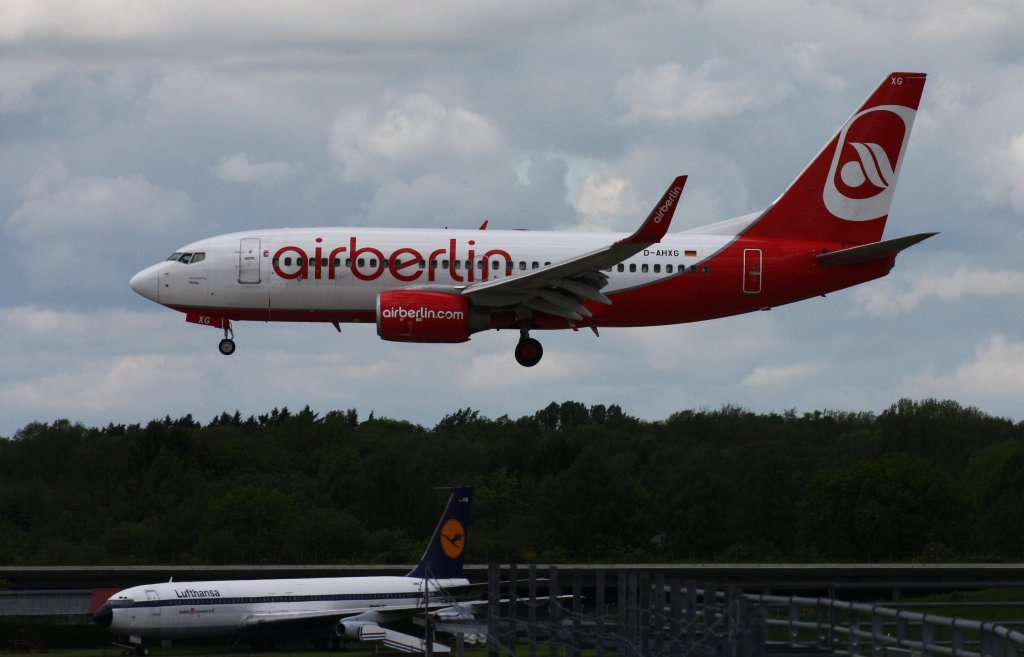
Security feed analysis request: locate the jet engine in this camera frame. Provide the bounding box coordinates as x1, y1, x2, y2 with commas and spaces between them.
335, 620, 385, 641
376, 290, 489, 343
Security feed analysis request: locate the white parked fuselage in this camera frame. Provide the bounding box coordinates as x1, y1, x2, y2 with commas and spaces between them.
101, 575, 468, 641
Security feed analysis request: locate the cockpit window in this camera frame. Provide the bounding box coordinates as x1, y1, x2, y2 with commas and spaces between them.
166, 251, 205, 264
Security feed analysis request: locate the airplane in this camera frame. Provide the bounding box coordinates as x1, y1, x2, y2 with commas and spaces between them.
129, 72, 934, 367
93, 486, 473, 654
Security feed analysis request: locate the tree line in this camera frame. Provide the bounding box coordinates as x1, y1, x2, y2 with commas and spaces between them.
1, 398, 1023, 565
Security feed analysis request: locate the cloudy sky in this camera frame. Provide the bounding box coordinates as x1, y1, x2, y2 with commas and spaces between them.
2, 1, 1024, 436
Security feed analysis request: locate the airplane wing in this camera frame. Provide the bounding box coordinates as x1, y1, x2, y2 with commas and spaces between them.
460, 175, 687, 323
238, 600, 457, 628
240, 605, 456, 654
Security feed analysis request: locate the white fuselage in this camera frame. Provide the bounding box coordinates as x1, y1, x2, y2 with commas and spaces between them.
129, 226, 738, 322
99, 576, 468, 641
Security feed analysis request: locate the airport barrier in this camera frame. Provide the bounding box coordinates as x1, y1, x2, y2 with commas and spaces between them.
481, 563, 766, 657
478, 566, 1024, 657
751, 594, 1024, 657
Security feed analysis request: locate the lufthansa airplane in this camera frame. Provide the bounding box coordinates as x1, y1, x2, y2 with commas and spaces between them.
130, 73, 933, 367
94, 486, 473, 654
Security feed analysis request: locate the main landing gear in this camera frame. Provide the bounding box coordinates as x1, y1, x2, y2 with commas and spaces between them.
218, 321, 236, 356
515, 329, 543, 367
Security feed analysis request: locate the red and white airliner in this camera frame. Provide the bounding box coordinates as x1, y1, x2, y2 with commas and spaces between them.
130, 72, 933, 366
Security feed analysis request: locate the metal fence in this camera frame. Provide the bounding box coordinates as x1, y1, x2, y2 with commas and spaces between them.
476, 566, 1024, 657
480, 564, 765, 657
752, 594, 1024, 657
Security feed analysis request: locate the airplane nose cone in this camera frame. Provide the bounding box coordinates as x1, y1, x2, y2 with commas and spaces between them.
93, 604, 113, 628
130, 266, 159, 302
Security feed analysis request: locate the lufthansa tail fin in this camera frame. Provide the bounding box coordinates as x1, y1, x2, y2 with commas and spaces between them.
407, 486, 473, 580
744, 72, 926, 245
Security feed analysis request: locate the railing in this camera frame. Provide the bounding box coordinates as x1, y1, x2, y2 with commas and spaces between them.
750, 594, 1024, 657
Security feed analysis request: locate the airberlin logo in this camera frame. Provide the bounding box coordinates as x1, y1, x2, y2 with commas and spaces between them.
271, 236, 512, 284
823, 105, 916, 222
440, 519, 466, 559
652, 184, 683, 224
380, 306, 464, 321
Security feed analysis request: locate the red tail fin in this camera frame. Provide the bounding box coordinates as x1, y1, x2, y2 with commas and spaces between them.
744, 72, 926, 245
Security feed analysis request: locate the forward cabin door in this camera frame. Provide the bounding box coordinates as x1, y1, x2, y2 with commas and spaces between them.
239, 238, 261, 284
146, 589, 161, 616
743, 248, 762, 294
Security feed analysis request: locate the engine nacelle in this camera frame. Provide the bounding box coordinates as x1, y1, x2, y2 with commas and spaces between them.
376, 290, 488, 343
336, 621, 385, 641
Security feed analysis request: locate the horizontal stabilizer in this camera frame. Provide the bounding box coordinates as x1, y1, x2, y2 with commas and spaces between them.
816, 232, 937, 266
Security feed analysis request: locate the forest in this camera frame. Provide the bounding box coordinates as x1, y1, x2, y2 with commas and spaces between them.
1, 398, 1023, 566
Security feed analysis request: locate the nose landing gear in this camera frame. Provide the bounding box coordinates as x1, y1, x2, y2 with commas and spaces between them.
218, 322, 236, 356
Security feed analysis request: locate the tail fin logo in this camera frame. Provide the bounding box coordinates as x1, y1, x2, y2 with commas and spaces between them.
440, 519, 465, 559
823, 105, 916, 222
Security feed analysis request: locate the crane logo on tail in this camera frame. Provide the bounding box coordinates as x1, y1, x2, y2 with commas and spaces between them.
440, 519, 465, 559
823, 105, 915, 222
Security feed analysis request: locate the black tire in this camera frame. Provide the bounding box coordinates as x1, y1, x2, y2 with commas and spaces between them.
218, 338, 236, 356
515, 337, 543, 367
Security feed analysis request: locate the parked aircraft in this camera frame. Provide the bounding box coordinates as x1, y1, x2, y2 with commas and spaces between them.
130, 73, 932, 366
93, 486, 473, 654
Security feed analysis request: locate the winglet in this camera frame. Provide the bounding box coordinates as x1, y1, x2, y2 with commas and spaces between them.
622, 175, 687, 245
407, 486, 473, 580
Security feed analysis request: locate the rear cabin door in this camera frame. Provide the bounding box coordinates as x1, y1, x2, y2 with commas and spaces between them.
239, 238, 261, 284
743, 248, 762, 294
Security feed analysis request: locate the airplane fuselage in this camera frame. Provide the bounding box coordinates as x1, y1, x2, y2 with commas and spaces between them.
131, 225, 891, 329
96, 576, 468, 641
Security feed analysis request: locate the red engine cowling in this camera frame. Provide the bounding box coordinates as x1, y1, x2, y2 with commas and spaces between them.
376, 290, 486, 343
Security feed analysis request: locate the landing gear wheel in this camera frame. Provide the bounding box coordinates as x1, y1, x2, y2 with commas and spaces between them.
218, 321, 235, 356
515, 337, 543, 367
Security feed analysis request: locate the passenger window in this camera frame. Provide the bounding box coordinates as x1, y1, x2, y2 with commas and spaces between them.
321, 258, 328, 267
418, 260, 426, 269
666, 264, 673, 273
641, 264, 649, 273
519, 262, 526, 271
654, 264, 661, 273
334, 258, 341, 267
357, 258, 365, 267
273, 257, 280, 266
617, 264, 624, 272
297, 257, 305, 267
702, 265, 710, 274
532, 262, 539, 269
454, 261, 461, 270
629, 264, 637, 273
369, 259, 377, 267
284, 257, 292, 266
689, 265, 697, 274
345, 258, 352, 267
